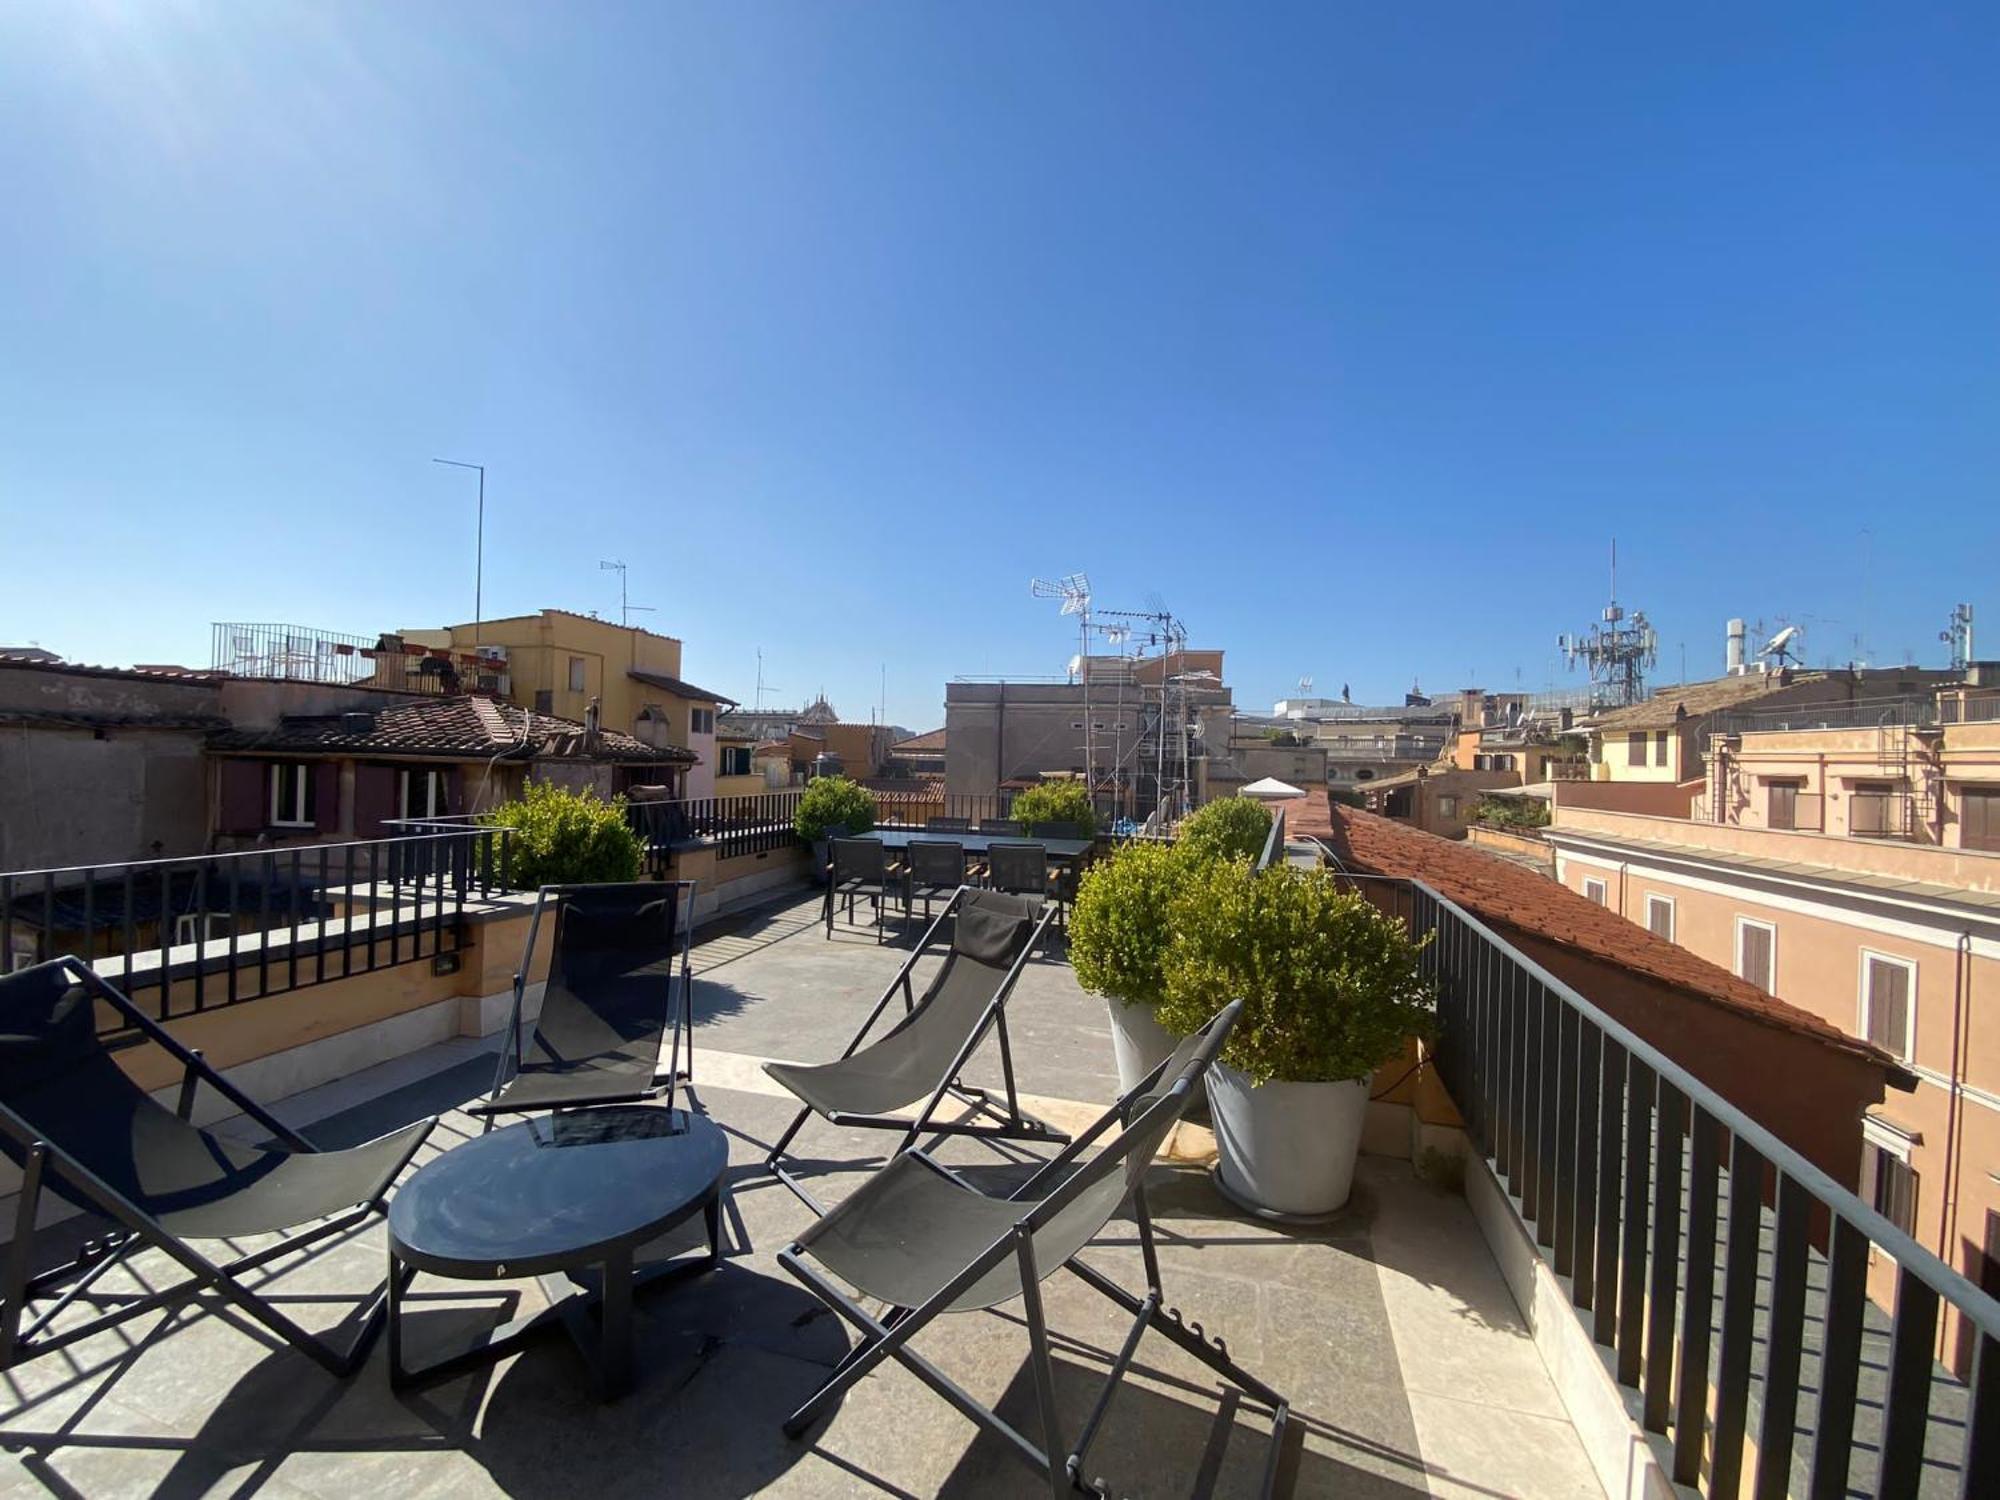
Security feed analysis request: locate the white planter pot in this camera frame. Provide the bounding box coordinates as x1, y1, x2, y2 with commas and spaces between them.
1104, 997, 1179, 1097
1208, 1061, 1370, 1218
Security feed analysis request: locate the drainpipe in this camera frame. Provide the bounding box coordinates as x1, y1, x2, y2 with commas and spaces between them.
1939, 930, 1972, 1278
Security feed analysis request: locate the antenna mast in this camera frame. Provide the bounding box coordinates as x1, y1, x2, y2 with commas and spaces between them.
1558, 538, 1657, 709
1031, 572, 1094, 798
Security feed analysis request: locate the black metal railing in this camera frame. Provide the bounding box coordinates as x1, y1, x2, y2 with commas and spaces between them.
0, 827, 514, 1039
627, 791, 808, 868
1393, 873, 1998, 1498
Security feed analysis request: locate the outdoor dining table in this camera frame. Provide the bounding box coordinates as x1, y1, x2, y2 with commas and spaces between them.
853, 829, 1095, 862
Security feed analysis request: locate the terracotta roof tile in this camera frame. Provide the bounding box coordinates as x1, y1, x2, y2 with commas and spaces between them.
627, 668, 737, 704
1286, 788, 1893, 1068
209, 695, 695, 763
0, 654, 223, 684
1588, 672, 1827, 731
895, 727, 948, 752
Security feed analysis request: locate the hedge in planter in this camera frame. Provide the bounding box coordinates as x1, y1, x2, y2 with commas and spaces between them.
485, 780, 645, 888
1069, 839, 1192, 1005
1010, 780, 1097, 838
793, 776, 877, 842
1069, 838, 1198, 1093
1176, 797, 1272, 864
1157, 859, 1434, 1085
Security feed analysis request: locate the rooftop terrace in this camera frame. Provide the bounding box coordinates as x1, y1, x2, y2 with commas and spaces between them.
0, 892, 1601, 1498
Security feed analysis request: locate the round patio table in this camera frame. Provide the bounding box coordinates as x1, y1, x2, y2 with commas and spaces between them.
386, 1105, 727, 1399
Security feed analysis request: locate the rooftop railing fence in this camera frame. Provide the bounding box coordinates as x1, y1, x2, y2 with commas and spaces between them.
1311, 843, 1996, 1499
0, 826, 514, 1041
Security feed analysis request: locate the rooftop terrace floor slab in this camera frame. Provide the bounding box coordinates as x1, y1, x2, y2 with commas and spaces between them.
0, 891, 1601, 1498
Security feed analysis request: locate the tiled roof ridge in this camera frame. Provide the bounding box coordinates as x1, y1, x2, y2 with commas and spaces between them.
1286, 789, 1894, 1067
0, 654, 223, 684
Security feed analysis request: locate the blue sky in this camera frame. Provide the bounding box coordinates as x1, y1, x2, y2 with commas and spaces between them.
3, 4, 1994, 728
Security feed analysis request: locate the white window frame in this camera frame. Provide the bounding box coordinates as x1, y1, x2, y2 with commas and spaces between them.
1858, 949, 1917, 1063
1583, 877, 1608, 906
1735, 916, 1777, 992
1646, 894, 1676, 942
400, 768, 447, 820
270, 762, 313, 827
1860, 1123, 1918, 1236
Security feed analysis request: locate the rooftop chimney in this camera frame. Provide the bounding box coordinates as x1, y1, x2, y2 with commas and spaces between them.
1726, 618, 1746, 675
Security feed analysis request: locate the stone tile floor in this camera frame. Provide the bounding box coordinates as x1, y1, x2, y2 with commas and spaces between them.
0, 892, 1603, 1498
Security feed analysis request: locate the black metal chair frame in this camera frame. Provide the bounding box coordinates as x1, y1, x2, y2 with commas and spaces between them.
904, 839, 968, 922
766, 887, 1068, 1213
823, 838, 904, 944
776, 1001, 1289, 1498
470, 880, 696, 1130
0, 958, 434, 1378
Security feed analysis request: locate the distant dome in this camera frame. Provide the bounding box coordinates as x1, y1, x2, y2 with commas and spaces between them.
799, 695, 839, 724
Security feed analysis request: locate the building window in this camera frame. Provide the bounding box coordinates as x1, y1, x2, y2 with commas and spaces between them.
1646, 894, 1675, 942
1736, 918, 1775, 992
1767, 780, 1802, 831
1863, 1143, 1917, 1235
270, 762, 313, 827
568, 656, 587, 692
719, 745, 752, 777
1437, 795, 1458, 818
533, 689, 554, 715
1851, 781, 1899, 837
1860, 952, 1915, 1061
1963, 787, 2000, 852
400, 768, 447, 820
1654, 729, 1670, 766
1628, 731, 1648, 767
1583, 877, 1608, 906
691, 707, 715, 735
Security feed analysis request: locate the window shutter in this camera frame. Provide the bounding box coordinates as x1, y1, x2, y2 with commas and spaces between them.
218, 759, 266, 834
353, 764, 397, 836
312, 761, 340, 832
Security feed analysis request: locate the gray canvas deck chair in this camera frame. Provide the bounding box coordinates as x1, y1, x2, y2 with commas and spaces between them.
777, 1000, 1289, 1498
764, 888, 1067, 1212
469, 880, 695, 1128
0, 958, 434, 1377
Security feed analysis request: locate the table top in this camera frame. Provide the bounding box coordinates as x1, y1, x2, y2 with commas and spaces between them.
855, 830, 1094, 859
388, 1106, 726, 1279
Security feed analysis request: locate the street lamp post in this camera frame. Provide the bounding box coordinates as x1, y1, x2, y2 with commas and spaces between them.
433, 459, 485, 645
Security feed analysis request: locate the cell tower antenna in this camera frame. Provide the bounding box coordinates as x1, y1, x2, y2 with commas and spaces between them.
1031, 572, 1095, 799
1558, 537, 1657, 709
1299, 675, 1313, 697
1942, 603, 1976, 672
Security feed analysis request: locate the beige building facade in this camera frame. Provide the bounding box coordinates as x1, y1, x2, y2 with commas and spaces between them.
1546, 737, 2000, 1369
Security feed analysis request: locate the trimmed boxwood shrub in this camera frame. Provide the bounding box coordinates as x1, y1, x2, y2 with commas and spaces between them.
1176, 797, 1272, 863
485, 780, 644, 887
1068, 839, 1194, 1008
1011, 781, 1098, 838
794, 775, 877, 842
1156, 859, 1435, 1084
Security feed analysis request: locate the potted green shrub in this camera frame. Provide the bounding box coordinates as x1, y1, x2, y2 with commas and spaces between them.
1175, 796, 1272, 863
1068, 839, 1193, 1092
1158, 859, 1435, 1217
484, 780, 645, 886
1010, 780, 1098, 838
794, 775, 877, 883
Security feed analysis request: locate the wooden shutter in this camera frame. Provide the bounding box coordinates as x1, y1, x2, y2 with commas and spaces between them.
1965, 788, 2000, 852
217, 759, 266, 834
312, 761, 340, 832
353, 764, 397, 836
1865, 958, 1911, 1056
445, 766, 465, 814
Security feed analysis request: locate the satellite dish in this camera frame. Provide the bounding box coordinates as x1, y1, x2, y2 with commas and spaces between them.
1762, 625, 1801, 661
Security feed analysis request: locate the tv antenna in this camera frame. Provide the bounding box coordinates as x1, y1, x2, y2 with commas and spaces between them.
1942, 603, 1976, 672
598, 561, 655, 628
754, 647, 779, 711
1031, 572, 1095, 798
1298, 675, 1313, 697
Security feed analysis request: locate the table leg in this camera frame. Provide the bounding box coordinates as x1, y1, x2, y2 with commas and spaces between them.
597, 1246, 634, 1400
703, 1191, 724, 1268
387, 1249, 405, 1386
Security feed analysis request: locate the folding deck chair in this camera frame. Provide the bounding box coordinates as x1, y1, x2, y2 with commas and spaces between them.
776, 1000, 1289, 1498
0, 958, 434, 1377
764, 888, 1068, 1212
468, 880, 695, 1129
